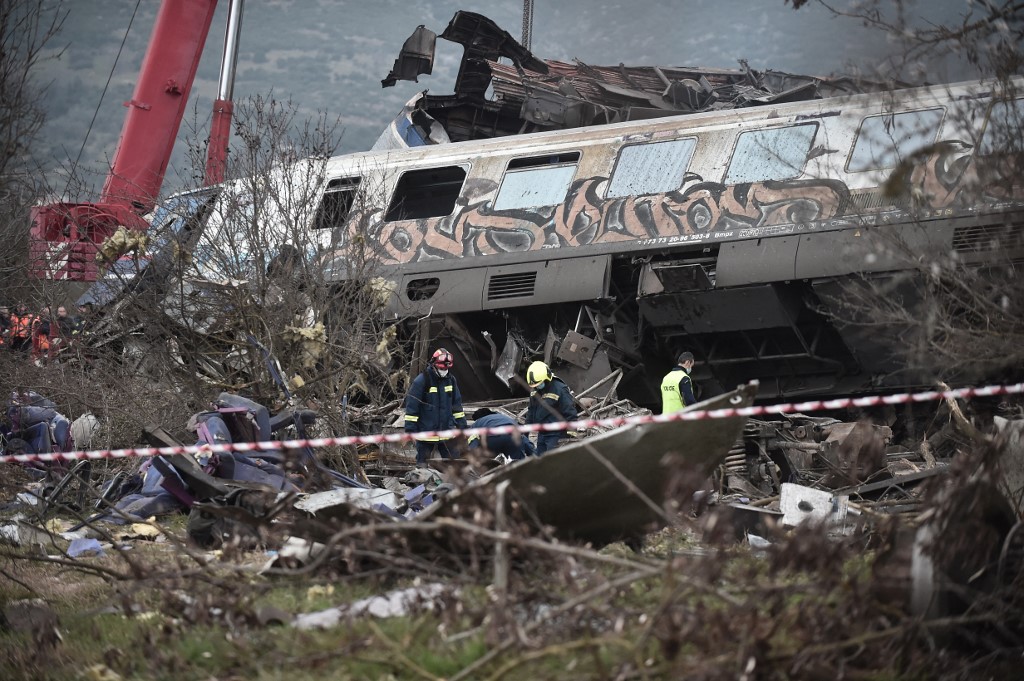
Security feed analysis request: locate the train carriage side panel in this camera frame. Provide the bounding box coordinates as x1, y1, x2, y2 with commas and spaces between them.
317, 78, 1024, 401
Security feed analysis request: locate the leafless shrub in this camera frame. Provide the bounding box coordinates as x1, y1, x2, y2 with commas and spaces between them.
784, 5, 1024, 389
0, 1, 66, 301
789, 0, 1023, 82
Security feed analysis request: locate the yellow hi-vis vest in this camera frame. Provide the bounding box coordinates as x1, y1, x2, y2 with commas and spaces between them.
661, 367, 688, 414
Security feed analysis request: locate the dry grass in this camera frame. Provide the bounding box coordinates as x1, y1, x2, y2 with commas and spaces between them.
1, 443, 1021, 680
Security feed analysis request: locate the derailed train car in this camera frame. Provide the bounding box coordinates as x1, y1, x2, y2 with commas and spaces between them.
75, 12, 1024, 406
315, 74, 1024, 404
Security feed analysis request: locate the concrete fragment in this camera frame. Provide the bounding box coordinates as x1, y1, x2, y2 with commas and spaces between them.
780, 482, 849, 527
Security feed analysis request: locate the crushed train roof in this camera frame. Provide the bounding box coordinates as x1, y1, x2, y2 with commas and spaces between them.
378, 10, 902, 146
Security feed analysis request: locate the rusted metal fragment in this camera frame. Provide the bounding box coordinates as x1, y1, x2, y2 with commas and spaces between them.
419, 382, 758, 546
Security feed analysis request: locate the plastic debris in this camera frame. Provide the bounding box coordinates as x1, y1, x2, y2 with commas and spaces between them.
67, 537, 105, 558
292, 583, 449, 629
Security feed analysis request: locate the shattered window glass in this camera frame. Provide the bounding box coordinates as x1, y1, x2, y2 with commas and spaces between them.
847, 108, 944, 172
726, 124, 818, 184
979, 98, 1024, 155
493, 155, 579, 211
606, 138, 697, 198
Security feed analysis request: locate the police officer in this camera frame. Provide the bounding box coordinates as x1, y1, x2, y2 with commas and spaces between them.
468, 408, 536, 460
525, 360, 578, 455
404, 348, 468, 464
661, 351, 697, 414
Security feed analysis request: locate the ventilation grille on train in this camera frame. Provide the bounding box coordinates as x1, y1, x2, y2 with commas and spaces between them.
487, 271, 537, 300
849, 191, 913, 213
953, 225, 1024, 253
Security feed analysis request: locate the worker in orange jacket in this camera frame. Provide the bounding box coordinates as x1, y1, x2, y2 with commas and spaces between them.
9, 305, 35, 353
31, 307, 52, 361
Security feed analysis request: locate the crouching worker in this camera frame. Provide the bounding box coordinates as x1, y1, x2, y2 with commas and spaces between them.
525, 361, 578, 455
404, 348, 468, 464
467, 408, 535, 461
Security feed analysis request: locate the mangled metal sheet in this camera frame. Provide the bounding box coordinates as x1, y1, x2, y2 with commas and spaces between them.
419, 381, 758, 546
381, 25, 436, 87
379, 11, 894, 145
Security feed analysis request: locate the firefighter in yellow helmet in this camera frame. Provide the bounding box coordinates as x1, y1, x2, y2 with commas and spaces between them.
525, 360, 578, 455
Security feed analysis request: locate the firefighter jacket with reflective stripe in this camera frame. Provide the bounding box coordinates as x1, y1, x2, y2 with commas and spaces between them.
661, 366, 696, 414
526, 377, 578, 426
404, 367, 467, 440
468, 412, 536, 458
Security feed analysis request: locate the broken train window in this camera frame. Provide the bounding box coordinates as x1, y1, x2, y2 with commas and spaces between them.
846, 108, 945, 172
606, 138, 697, 198
314, 177, 362, 230
726, 123, 818, 184
493, 152, 580, 211
384, 165, 468, 221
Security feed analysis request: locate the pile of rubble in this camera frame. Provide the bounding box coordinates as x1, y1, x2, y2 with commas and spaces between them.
2, 382, 1022, 605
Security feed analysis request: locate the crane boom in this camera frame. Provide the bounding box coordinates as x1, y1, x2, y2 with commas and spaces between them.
100, 0, 218, 210
30, 0, 241, 281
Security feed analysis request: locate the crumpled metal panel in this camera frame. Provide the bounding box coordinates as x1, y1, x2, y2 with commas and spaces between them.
382, 11, 901, 142
370, 92, 452, 151
381, 25, 436, 87
420, 381, 759, 546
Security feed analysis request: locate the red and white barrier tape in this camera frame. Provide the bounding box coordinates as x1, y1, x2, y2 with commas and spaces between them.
2, 382, 1022, 464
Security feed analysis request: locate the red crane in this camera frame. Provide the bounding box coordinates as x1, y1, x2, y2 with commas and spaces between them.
29, 0, 244, 281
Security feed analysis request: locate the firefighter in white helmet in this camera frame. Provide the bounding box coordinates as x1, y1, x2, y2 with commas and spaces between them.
404, 348, 467, 464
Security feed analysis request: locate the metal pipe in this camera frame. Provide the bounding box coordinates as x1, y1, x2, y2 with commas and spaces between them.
217, 0, 244, 101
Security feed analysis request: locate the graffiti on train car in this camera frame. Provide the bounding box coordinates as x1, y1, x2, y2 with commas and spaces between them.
336, 138, 1023, 267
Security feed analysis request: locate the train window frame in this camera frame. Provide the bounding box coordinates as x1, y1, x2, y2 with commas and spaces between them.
493, 151, 581, 211
313, 176, 362, 230
725, 123, 818, 184
606, 137, 698, 198
846, 107, 945, 172
384, 165, 468, 222
979, 98, 1024, 155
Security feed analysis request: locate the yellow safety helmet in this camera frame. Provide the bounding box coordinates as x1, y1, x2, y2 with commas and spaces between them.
526, 360, 552, 388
